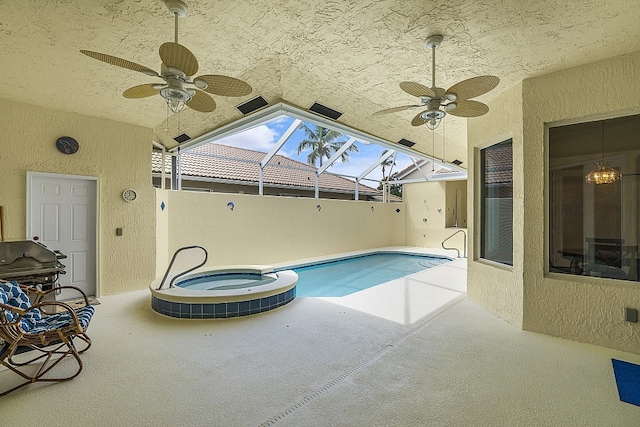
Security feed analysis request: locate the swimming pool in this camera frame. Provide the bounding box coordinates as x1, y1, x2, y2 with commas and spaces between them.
285, 252, 451, 297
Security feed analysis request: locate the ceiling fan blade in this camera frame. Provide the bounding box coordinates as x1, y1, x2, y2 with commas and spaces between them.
447, 100, 489, 117
186, 89, 217, 112
399, 82, 435, 98
195, 74, 252, 97
445, 75, 499, 101
123, 84, 159, 99
372, 105, 422, 116
80, 50, 157, 75
159, 42, 199, 76
411, 110, 428, 126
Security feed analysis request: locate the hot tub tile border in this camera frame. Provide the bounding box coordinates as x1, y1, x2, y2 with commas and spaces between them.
152, 286, 296, 319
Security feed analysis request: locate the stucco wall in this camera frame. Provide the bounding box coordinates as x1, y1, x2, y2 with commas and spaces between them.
404, 181, 466, 257
468, 51, 640, 353
156, 190, 405, 269
520, 51, 640, 353
467, 82, 525, 327
0, 99, 155, 295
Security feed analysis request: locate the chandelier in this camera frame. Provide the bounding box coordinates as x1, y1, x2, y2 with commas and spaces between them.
585, 120, 622, 185
585, 162, 622, 184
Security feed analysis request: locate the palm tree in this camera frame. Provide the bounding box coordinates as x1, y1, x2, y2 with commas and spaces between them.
379, 149, 396, 181
296, 124, 359, 167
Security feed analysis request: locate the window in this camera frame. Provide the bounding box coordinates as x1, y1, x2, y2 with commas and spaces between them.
480, 140, 513, 266
548, 115, 639, 282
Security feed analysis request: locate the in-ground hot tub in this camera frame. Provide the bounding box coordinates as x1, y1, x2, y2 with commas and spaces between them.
150, 266, 297, 319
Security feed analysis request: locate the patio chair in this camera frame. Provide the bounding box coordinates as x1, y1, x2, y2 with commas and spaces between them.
0, 280, 94, 396
583, 238, 638, 281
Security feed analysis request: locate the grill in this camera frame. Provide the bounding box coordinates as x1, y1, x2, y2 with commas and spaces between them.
0, 241, 66, 290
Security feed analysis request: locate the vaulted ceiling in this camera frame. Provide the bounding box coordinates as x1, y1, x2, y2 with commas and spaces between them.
2, 0, 639, 166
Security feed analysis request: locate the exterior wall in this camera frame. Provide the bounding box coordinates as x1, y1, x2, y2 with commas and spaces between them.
0, 99, 155, 295
444, 180, 467, 228
520, 51, 640, 353
155, 189, 170, 278
467, 82, 525, 327
404, 181, 467, 257
156, 190, 406, 268
468, 50, 640, 353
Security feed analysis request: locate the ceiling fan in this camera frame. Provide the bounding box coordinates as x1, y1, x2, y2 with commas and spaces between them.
374, 35, 499, 129
80, 0, 252, 114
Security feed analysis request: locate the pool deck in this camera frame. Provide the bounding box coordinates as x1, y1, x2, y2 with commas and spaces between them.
2, 246, 639, 425
311, 247, 467, 325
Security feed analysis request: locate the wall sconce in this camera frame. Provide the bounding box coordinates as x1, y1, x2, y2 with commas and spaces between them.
316, 204, 321, 211
227, 202, 234, 211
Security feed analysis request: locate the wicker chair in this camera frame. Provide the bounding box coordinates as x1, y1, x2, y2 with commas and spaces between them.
0, 280, 94, 396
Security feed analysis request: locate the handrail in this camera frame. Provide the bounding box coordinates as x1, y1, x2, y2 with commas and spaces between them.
157, 245, 208, 290
442, 229, 467, 258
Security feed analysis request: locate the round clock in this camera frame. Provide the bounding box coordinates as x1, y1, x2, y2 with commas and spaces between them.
122, 189, 137, 202
56, 136, 79, 154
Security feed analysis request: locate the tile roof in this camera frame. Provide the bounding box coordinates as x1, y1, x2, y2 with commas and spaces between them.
152, 143, 380, 194
484, 143, 513, 184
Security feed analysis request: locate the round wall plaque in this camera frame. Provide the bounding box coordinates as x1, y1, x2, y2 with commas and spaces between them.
56, 136, 79, 154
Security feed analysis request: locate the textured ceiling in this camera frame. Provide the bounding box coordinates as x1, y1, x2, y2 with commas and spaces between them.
1, 0, 639, 164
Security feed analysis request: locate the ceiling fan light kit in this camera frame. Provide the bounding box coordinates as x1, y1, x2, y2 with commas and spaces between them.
79, 0, 252, 122
374, 34, 499, 131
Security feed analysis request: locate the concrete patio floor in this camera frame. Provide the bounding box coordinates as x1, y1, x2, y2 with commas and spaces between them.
2, 256, 639, 426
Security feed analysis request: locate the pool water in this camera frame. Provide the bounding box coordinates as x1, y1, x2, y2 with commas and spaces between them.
289, 253, 450, 297
177, 273, 277, 291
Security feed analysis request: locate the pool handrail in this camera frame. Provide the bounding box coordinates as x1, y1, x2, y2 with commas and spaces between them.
157, 245, 208, 290
442, 229, 467, 258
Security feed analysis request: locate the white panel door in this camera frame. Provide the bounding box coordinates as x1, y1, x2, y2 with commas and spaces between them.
28, 173, 97, 299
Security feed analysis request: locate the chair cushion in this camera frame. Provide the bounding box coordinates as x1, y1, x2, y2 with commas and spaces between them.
0, 281, 42, 331
29, 305, 95, 335
0, 288, 13, 322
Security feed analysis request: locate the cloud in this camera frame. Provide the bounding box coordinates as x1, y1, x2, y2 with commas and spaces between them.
215, 125, 279, 152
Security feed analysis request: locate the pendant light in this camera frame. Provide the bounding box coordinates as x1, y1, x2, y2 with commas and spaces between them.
585, 120, 622, 184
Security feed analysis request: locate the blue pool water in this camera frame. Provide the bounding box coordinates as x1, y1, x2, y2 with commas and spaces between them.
176, 273, 276, 291
288, 252, 451, 297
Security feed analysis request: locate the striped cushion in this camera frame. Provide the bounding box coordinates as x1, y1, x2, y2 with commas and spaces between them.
0, 281, 41, 330
29, 305, 95, 335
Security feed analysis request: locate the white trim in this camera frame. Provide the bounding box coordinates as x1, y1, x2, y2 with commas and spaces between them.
318, 136, 357, 175
358, 149, 395, 180
260, 119, 301, 168
26, 171, 101, 297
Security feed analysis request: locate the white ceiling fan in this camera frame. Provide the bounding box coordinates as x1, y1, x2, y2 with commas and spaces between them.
80, 0, 252, 114
374, 35, 499, 129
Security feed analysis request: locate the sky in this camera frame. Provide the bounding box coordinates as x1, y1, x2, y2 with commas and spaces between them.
211, 115, 415, 184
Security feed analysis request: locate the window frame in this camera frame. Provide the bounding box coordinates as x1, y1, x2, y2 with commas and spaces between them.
478, 138, 514, 267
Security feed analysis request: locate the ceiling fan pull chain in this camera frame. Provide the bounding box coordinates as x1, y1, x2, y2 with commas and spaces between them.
165, 104, 170, 133
443, 116, 446, 161
432, 126, 435, 171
